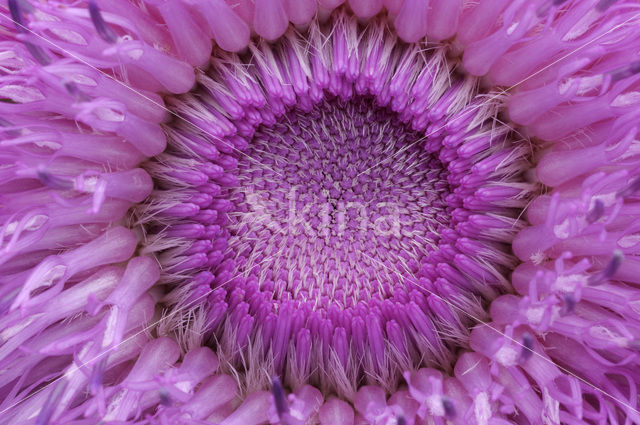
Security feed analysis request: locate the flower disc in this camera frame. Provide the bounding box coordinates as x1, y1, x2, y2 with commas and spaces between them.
141, 14, 534, 396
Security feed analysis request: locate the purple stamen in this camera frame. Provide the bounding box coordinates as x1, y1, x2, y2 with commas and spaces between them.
36, 167, 74, 190
271, 376, 289, 420
602, 250, 624, 279
589, 250, 623, 285
611, 60, 640, 82
536, 0, 570, 17
63, 81, 92, 102
442, 396, 456, 419
6, 0, 25, 32
596, 0, 620, 12
159, 389, 172, 406
586, 199, 605, 223
561, 293, 576, 316
8, 0, 50, 65
603, 250, 624, 278
88, 0, 118, 43
520, 332, 535, 362
617, 175, 640, 198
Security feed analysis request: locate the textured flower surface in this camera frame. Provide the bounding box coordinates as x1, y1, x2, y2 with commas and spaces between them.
1, 1, 640, 425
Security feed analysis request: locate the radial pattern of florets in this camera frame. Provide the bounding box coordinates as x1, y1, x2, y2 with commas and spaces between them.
140, 15, 534, 396
229, 97, 449, 306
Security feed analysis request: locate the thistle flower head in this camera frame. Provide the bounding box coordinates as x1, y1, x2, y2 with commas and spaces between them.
1, 1, 640, 425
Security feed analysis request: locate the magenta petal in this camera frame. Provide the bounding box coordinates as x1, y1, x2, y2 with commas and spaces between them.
102, 168, 153, 203
156, 0, 212, 66
202, 0, 251, 52
426, 0, 462, 41
285, 0, 318, 26
383, 0, 404, 15
394, 0, 428, 43
133, 44, 196, 94
219, 391, 272, 425
348, 0, 383, 19
456, 0, 509, 45
102, 256, 159, 310
119, 119, 167, 158
254, 0, 290, 41
184, 375, 237, 419
354, 385, 387, 417
319, 398, 355, 425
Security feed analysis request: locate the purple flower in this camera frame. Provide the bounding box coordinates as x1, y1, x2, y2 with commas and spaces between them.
1, 0, 640, 424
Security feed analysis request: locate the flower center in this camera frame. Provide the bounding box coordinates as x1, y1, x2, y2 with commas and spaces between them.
140, 12, 536, 397
228, 96, 449, 308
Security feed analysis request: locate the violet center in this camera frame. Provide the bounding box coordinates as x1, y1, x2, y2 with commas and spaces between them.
228, 96, 450, 308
